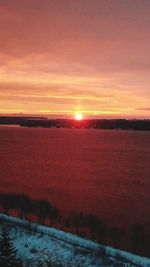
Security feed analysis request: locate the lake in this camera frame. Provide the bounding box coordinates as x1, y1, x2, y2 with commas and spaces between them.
0, 126, 150, 229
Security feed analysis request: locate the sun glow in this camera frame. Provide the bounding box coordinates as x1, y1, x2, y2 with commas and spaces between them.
75, 113, 83, 121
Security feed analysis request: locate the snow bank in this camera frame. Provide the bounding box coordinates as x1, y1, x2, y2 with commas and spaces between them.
0, 214, 150, 267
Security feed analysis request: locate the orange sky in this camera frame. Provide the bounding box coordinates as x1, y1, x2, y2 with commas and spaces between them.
0, 0, 150, 118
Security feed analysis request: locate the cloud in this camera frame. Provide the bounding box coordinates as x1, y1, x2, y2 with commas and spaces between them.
0, 0, 150, 117
136, 107, 150, 112
0, 0, 150, 72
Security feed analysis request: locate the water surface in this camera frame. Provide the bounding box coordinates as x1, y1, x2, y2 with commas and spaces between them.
0, 126, 150, 227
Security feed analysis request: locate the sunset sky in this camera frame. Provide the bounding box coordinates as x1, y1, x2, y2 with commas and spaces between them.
0, 0, 150, 118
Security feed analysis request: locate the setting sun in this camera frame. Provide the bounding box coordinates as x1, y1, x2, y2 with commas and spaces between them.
75, 113, 83, 121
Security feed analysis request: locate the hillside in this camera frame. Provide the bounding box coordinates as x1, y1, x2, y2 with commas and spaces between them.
0, 214, 150, 267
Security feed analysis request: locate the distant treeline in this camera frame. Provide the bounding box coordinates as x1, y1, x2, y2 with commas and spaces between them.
0, 116, 150, 131
0, 192, 149, 257
0, 116, 47, 125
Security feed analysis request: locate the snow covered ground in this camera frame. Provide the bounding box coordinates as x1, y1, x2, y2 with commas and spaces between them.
0, 214, 150, 267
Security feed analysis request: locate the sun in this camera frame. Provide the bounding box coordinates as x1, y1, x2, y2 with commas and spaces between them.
75, 113, 83, 121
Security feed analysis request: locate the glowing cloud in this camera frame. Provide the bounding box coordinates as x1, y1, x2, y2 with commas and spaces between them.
0, 0, 150, 118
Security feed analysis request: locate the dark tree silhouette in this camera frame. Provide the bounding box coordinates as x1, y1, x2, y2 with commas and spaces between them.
130, 224, 145, 254
0, 193, 33, 219
48, 205, 61, 226
35, 199, 53, 225
108, 226, 124, 247
0, 226, 23, 267
71, 212, 85, 234
0, 193, 13, 215
17, 194, 33, 220
84, 214, 105, 241
34, 199, 61, 225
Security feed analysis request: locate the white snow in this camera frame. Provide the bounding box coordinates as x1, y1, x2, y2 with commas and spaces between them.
0, 214, 150, 267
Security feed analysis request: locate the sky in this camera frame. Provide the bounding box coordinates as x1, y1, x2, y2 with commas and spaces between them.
0, 0, 150, 118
